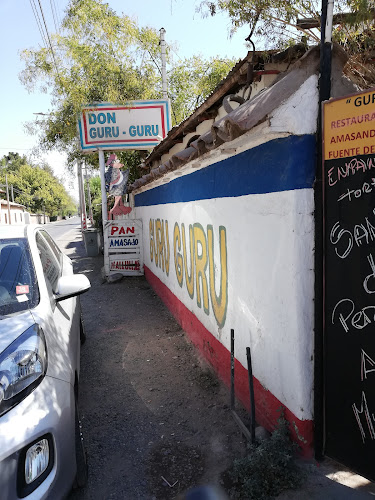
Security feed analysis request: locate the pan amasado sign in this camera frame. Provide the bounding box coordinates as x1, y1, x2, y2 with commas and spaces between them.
104, 220, 144, 276
77, 100, 171, 151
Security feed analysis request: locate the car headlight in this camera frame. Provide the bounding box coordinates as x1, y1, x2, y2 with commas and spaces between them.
0, 325, 47, 417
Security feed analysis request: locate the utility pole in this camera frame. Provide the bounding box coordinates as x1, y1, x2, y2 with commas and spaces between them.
77, 159, 87, 231
5, 175, 11, 225
85, 163, 94, 225
314, 0, 334, 461
160, 28, 168, 99
98, 149, 108, 227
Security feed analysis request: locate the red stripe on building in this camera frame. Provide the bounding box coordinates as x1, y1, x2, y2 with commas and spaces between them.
144, 265, 314, 456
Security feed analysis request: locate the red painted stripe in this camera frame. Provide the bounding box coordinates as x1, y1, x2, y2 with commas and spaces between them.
144, 265, 314, 456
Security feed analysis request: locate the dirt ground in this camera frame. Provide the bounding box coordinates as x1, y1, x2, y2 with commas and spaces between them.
61, 226, 375, 500
65, 228, 248, 500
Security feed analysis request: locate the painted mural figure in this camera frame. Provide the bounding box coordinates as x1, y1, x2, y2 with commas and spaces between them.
105, 153, 129, 197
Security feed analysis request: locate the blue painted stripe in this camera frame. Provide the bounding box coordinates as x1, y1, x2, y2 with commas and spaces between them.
135, 135, 316, 207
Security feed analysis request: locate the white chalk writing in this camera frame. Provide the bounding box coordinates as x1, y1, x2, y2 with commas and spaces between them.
352, 391, 375, 443
332, 298, 375, 332
330, 212, 375, 259
328, 157, 375, 187
364, 253, 375, 294
361, 350, 375, 381
338, 178, 375, 203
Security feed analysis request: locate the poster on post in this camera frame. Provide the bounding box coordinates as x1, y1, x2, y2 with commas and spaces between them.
323, 89, 375, 479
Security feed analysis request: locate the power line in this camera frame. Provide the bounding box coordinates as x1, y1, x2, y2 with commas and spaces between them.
36, 0, 64, 89
29, 0, 49, 47
0, 148, 33, 151
50, 0, 60, 33
53, 0, 63, 27
29, 0, 66, 94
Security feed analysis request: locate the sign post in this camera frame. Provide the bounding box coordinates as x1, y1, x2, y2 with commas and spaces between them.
98, 149, 108, 229
77, 99, 171, 277
323, 89, 375, 480
77, 159, 87, 231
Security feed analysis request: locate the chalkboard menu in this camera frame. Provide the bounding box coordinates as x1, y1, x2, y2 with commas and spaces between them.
323, 89, 375, 480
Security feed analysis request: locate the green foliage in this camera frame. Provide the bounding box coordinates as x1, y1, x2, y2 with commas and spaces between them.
0, 153, 76, 217
20, 0, 162, 159
20, 0, 235, 173
0, 152, 26, 173
169, 55, 236, 123
199, 0, 375, 52
86, 175, 102, 228
224, 413, 303, 499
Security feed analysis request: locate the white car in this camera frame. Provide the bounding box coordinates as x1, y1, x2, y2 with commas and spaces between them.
0, 224, 90, 499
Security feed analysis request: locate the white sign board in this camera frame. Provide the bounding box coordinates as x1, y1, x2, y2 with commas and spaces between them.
104, 219, 144, 276
77, 100, 171, 151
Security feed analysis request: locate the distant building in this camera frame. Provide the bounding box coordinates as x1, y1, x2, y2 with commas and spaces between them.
0, 200, 28, 225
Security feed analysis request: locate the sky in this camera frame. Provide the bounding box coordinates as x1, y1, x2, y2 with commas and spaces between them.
0, 0, 250, 199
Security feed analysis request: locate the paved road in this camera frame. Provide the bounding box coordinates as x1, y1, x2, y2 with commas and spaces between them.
44, 216, 81, 240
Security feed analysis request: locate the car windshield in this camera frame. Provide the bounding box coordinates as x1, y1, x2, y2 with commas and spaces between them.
0, 238, 39, 316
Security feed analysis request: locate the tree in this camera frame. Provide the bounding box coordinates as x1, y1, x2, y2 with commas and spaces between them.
21, 0, 161, 162
169, 55, 236, 124
20, 0, 235, 177
0, 154, 76, 216
199, 0, 375, 86
86, 175, 102, 228
198, 0, 374, 48
0, 152, 28, 173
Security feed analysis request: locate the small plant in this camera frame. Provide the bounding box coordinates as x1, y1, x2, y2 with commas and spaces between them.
223, 411, 303, 499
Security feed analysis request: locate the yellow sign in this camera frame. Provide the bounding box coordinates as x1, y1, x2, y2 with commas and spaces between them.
323, 90, 375, 160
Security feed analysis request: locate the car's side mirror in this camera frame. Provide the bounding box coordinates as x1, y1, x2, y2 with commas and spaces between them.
54, 274, 91, 302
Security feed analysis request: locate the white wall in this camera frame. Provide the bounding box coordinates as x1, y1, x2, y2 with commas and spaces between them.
133, 73, 319, 429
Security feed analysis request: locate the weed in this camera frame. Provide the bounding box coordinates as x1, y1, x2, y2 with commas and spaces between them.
222, 412, 304, 499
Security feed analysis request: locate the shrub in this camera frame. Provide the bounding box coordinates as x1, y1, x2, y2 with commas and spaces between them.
224, 412, 303, 499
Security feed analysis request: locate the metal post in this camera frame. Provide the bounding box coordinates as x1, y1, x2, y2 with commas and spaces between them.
314, 0, 334, 461
320, 0, 334, 104
85, 165, 94, 225
246, 347, 256, 444
10, 185, 14, 203
98, 149, 108, 227
5, 175, 11, 225
230, 329, 235, 410
77, 159, 87, 231
160, 28, 168, 99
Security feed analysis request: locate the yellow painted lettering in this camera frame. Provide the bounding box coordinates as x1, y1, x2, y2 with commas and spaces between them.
149, 219, 154, 262
194, 223, 209, 314
182, 223, 194, 298
207, 225, 228, 328
174, 223, 183, 287
156, 219, 165, 271
153, 219, 159, 266
164, 221, 170, 276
